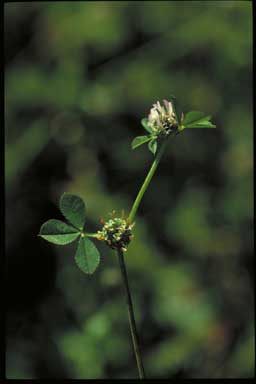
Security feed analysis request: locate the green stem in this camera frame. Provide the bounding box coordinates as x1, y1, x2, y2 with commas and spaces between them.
118, 138, 170, 378
86, 139, 169, 239
83, 232, 99, 238
117, 249, 146, 379
128, 139, 169, 222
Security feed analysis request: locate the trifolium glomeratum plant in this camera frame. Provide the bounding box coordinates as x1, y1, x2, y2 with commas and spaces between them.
39, 97, 216, 379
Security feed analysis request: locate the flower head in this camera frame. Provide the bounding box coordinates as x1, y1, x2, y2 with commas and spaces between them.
97, 212, 135, 252
148, 99, 178, 137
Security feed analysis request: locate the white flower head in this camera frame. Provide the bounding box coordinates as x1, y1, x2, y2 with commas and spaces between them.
163, 99, 174, 115
147, 99, 178, 137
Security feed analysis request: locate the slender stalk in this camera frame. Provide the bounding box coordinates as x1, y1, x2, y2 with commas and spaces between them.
117, 138, 171, 378
117, 249, 146, 379
83, 232, 99, 238
128, 139, 169, 223
85, 140, 170, 378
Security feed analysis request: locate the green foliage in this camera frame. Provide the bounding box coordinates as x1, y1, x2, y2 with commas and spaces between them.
75, 236, 100, 274
131, 135, 151, 149
131, 121, 158, 155
141, 118, 153, 133
148, 139, 158, 155
60, 193, 86, 231
182, 111, 216, 128
6, 1, 253, 380
39, 219, 80, 245
39, 194, 100, 274
132, 102, 216, 156
40, 93, 216, 377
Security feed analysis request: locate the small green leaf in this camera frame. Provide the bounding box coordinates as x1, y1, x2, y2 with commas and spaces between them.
75, 236, 100, 274
182, 111, 216, 129
60, 193, 86, 230
148, 139, 158, 155
141, 118, 153, 133
186, 121, 216, 128
39, 219, 80, 245
131, 135, 151, 149
182, 111, 206, 126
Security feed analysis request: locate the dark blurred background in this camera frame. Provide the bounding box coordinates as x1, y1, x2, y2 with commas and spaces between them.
5, 1, 254, 379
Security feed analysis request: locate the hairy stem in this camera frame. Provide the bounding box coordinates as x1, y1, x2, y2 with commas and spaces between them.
117, 249, 146, 379
128, 139, 169, 223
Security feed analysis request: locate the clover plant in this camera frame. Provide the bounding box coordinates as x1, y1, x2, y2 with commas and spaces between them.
39, 97, 216, 379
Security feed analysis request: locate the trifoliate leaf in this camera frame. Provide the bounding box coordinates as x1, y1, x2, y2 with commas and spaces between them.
148, 139, 158, 155
60, 193, 86, 230
141, 118, 153, 133
75, 236, 100, 274
39, 219, 80, 245
131, 135, 151, 149
182, 111, 216, 128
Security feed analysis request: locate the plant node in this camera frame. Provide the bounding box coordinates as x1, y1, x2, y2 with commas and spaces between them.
97, 212, 135, 252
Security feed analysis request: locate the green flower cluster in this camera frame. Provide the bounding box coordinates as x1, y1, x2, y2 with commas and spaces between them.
97, 216, 135, 252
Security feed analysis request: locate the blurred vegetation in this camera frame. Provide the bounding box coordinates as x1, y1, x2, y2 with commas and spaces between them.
5, 1, 253, 379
